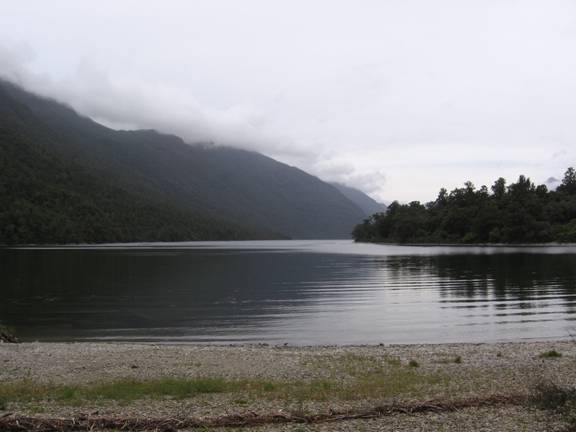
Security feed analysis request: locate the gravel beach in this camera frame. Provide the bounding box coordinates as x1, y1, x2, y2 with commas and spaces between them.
1, 341, 575, 431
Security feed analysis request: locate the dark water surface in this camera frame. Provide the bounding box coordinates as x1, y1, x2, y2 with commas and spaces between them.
1, 240, 576, 344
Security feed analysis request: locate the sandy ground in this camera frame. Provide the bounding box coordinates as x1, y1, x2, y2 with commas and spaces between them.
1, 341, 575, 431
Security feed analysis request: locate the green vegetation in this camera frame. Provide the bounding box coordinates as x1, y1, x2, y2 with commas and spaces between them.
353, 168, 576, 244
531, 381, 576, 427
0, 356, 445, 406
0, 325, 18, 343
433, 355, 463, 365
304, 353, 443, 401
0, 82, 274, 244
539, 350, 562, 359
0, 379, 227, 404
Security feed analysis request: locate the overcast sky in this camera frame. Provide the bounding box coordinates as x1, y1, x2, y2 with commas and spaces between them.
1, 0, 576, 202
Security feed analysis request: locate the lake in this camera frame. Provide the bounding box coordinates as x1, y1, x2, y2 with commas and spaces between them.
1, 240, 576, 344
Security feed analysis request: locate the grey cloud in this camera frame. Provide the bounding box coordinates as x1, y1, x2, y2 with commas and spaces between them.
0, 43, 377, 198
546, 177, 561, 190
2, 1, 576, 202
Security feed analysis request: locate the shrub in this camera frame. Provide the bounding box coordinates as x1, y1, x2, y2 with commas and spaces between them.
531, 381, 576, 426
539, 350, 562, 359
0, 325, 19, 343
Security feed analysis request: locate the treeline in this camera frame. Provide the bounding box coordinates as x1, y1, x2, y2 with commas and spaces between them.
353, 168, 576, 244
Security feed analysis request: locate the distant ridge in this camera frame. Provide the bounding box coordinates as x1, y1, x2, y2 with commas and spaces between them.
331, 183, 387, 217
0, 79, 366, 244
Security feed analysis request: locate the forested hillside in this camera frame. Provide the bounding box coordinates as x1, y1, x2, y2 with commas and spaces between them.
0, 84, 275, 244
0, 79, 366, 244
353, 169, 576, 244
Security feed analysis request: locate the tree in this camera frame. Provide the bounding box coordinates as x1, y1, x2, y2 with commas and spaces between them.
435, 188, 448, 207
558, 167, 576, 195
491, 178, 506, 199
508, 175, 534, 197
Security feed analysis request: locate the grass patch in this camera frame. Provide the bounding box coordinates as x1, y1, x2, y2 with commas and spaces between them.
384, 356, 402, 367
0, 374, 443, 405
530, 381, 576, 426
0, 356, 447, 406
85, 378, 231, 400
301, 353, 445, 401
539, 350, 562, 359
433, 355, 463, 365
0, 378, 234, 404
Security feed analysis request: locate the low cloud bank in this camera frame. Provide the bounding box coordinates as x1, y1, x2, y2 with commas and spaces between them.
0, 42, 381, 198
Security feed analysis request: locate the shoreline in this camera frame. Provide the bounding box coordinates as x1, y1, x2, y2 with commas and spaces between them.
4, 240, 576, 249
5, 336, 574, 347
1, 340, 575, 431
362, 241, 576, 247
0, 336, 576, 379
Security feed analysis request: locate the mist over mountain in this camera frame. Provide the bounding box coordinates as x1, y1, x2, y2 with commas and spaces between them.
331, 183, 387, 217
0, 79, 367, 243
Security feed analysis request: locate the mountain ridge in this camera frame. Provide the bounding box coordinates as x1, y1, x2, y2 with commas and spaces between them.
331, 183, 387, 217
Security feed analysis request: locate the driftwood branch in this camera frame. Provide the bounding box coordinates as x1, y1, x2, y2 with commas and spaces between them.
0, 393, 529, 431
0, 330, 19, 343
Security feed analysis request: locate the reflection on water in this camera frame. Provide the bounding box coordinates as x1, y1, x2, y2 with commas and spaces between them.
1, 240, 576, 344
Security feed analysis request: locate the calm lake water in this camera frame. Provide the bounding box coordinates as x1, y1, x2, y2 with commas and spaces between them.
1, 240, 576, 344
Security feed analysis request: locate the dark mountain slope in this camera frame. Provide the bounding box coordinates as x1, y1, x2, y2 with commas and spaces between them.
0, 80, 365, 241
331, 183, 387, 217
0, 83, 269, 244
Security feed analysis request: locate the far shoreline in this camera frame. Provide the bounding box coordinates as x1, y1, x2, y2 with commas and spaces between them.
359, 240, 576, 247
3, 238, 576, 249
